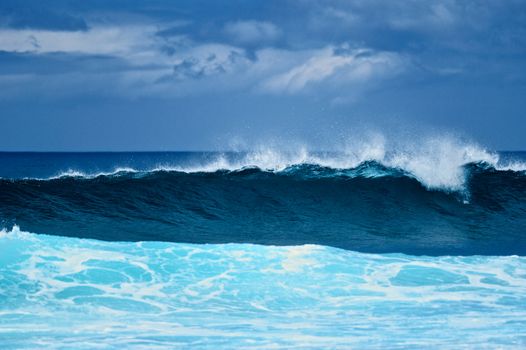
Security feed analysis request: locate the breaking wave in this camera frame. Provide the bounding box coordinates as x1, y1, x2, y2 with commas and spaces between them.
1, 160, 525, 256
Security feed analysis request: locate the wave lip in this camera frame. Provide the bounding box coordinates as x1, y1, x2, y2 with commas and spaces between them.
24, 156, 526, 193
4, 137, 522, 194
40, 167, 140, 180
2, 135, 526, 192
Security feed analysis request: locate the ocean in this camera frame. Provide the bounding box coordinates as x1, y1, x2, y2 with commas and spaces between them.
1, 144, 526, 348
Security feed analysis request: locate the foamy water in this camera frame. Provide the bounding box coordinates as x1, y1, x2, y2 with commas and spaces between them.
1, 227, 526, 349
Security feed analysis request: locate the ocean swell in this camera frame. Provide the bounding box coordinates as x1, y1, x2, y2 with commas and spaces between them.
1, 161, 525, 255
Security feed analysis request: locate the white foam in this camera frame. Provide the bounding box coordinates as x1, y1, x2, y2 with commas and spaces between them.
0, 225, 36, 240
385, 137, 498, 191
1, 227, 526, 349
202, 134, 501, 191
44, 167, 139, 180
495, 161, 526, 172
14, 134, 523, 192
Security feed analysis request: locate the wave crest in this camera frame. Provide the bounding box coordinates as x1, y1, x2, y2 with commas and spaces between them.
35, 141, 524, 192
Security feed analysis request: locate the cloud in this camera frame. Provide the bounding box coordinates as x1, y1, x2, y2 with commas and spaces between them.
223, 20, 281, 45
259, 45, 406, 94
308, 1, 462, 31
162, 44, 251, 81
384, 2, 458, 31
0, 25, 172, 98
0, 22, 409, 101
0, 25, 165, 61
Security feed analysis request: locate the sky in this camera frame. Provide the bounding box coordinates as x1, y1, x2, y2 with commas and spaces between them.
0, 0, 525, 151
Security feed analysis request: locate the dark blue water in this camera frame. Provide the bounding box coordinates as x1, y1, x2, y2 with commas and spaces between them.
1, 150, 525, 256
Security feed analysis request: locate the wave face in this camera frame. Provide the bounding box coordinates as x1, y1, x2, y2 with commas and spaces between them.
1, 151, 526, 255
1, 227, 526, 349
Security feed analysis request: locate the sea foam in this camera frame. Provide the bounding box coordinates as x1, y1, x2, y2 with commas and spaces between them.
0, 227, 525, 349
39, 135, 525, 192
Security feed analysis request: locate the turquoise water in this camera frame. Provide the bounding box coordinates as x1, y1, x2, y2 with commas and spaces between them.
1, 227, 526, 349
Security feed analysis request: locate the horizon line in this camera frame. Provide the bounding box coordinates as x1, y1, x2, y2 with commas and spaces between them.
1, 150, 526, 153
